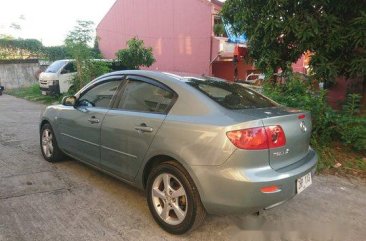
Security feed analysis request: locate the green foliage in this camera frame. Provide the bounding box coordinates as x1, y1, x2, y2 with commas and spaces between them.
43, 46, 71, 61
221, 0, 366, 81
116, 37, 155, 70
335, 94, 366, 151
65, 20, 94, 46
64, 20, 111, 92
65, 20, 94, 61
263, 75, 366, 151
67, 60, 111, 95
92, 36, 102, 58
213, 24, 225, 37
0, 38, 43, 59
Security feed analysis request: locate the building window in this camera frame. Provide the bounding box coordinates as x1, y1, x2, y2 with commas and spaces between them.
213, 16, 227, 37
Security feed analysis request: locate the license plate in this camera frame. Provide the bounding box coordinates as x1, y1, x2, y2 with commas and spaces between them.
41, 91, 47, 95
297, 172, 312, 194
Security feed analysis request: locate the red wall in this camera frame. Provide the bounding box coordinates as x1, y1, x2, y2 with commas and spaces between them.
97, 0, 213, 75
212, 61, 256, 81
327, 76, 364, 109
292, 55, 306, 73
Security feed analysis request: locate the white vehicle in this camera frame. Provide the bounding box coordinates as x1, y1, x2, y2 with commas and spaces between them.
39, 60, 76, 95
245, 73, 265, 84
39, 59, 125, 95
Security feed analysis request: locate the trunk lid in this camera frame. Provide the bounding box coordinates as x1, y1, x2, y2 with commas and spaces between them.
236, 107, 312, 170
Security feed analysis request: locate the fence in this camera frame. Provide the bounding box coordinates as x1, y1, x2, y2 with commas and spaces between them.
0, 59, 40, 89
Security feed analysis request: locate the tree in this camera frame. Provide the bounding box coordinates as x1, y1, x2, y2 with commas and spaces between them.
65, 20, 94, 63
65, 20, 110, 91
44, 46, 71, 61
92, 36, 102, 58
0, 38, 43, 59
221, 0, 366, 83
116, 37, 155, 70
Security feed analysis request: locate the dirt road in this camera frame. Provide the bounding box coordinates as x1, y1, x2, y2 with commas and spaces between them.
0, 94, 365, 241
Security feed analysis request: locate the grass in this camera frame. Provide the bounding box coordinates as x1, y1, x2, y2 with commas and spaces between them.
5, 84, 64, 104
314, 142, 366, 179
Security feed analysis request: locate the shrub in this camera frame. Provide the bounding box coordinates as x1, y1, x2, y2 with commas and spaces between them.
116, 37, 155, 70
68, 60, 111, 94
263, 74, 366, 151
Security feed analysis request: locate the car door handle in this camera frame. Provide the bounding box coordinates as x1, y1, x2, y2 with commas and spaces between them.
88, 116, 100, 124
135, 124, 153, 133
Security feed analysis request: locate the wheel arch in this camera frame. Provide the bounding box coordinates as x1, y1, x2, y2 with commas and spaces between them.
40, 118, 51, 133
140, 154, 204, 199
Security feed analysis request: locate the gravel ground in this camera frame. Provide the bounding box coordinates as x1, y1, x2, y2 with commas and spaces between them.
0, 94, 365, 241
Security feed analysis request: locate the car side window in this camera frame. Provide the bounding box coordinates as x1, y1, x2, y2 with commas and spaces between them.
78, 80, 120, 108
61, 62, 76, 74
117, 79, 175, 113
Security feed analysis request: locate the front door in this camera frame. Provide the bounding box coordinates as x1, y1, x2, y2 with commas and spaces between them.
59, 62, 76, 94
58, 79, 122, 167
101, 76, 176, 180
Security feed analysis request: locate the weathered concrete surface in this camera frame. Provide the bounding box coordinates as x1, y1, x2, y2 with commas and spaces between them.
0, 94, 365, 241
0, 60, 39, 89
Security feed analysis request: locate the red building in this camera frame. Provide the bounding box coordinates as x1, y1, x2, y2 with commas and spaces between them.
97, 0, 306, 81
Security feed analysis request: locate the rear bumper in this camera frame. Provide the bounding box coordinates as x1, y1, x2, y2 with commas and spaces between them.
191, 148, 318, 215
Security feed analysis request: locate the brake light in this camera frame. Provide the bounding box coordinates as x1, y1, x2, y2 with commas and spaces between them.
298, 114, 305, 119
226, 125, 286, 150
265, 125, 286, 148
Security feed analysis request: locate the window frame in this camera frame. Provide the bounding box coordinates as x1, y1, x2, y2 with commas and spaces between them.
61, 62, 76, 74
112, 75, 178, 115
76, 75, 126, 110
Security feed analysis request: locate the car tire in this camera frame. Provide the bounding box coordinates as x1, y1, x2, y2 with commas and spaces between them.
40, 123, 65, 162
146, 161, 206, 234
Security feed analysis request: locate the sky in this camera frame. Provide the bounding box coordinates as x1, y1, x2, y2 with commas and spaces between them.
0, 0, 116, 46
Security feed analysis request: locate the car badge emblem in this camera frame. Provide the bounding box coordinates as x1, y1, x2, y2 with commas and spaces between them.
300, 121, 307, 132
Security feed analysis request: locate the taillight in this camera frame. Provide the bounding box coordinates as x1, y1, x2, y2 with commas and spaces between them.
226, 125, 286, 150
265, 125, 286, 148
226, 127, 268, 150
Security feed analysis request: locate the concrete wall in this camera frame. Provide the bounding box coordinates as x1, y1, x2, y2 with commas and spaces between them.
97, 0, 213, 75
0, 59, 40, 89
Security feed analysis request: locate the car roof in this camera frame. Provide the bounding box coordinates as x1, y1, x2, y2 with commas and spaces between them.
77, 70, 229, 117
97, 70, 226, 84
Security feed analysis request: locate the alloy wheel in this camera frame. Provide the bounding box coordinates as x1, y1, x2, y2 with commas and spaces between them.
42, 129, 53, 158
151, 173, 188, 225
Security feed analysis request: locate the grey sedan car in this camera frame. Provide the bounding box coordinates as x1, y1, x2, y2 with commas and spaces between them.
40, 70, 317, 234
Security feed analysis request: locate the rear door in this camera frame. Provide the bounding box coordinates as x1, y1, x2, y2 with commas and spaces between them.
100, 75, 176, 181
58, 77, 122, 167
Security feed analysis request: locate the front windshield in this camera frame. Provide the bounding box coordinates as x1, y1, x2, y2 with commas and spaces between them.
185, 77, 277, 110
45, 60, 67, 73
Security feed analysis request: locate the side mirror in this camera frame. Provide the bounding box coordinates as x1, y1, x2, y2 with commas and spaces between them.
62, 96, 77, 106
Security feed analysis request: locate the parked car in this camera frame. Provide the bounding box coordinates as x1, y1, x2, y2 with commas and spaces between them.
39, 59, 125, 96
39, 59, 75, 95
236, 73, 265, 85
39, 70, 317, 234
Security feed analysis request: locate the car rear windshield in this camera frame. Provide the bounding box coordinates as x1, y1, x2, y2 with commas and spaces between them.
45, 60, 67, 73
185, 77, 277, 109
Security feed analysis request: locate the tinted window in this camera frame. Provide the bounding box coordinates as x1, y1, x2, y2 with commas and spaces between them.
45, 60, 67, 73
186, 78, 276, 109
78, 80, 120, 108
62, 62, 76, 73
117, 80, 174, 113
